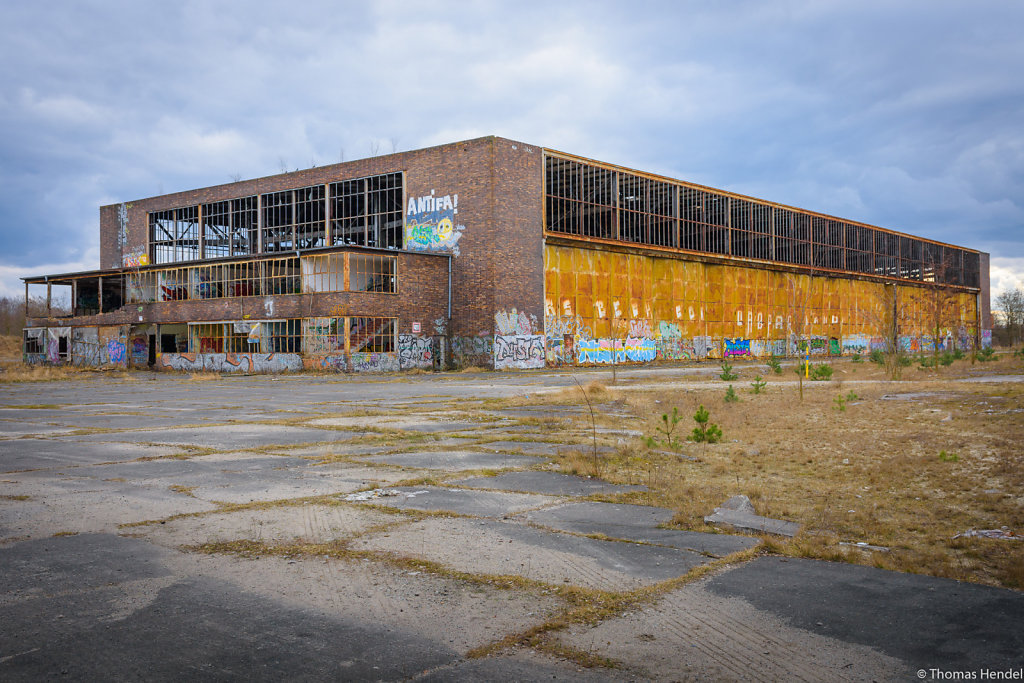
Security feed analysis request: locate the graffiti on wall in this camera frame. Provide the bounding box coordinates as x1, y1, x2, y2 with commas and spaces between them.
899, 336, 921, 353
405, 191, 465, 256
122, 248, 149, 268
351, 352, 400, 373
398, 334, 433, 369
130, 336, 147, 365
303, 355, 347, 372
809, 337, 829, 355
829, 337, 841, 355
658, 321, 681, 339
724, 338, 752, 358
494, 335, 545, 370
495, 309, 538, 336
158, 353, 302, 373
627, 319, 653, 339
544, 314, 591, 340
452, 335, 493, 364
577, 339, 615, 365
657, 339, 695, 361
982, 330, 992, 349
106, 340, 126, 365
843, 335, 869, 354
623, 337, 657, 362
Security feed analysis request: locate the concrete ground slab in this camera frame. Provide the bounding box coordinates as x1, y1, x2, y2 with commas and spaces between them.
0, 474, 218, 537
705, 556, 1024, 673
0, 533, 566, 681
366, 451, 541, 471
453, 471, 645, 497
0, 421, 77, 438
557, 579, 907, 681
524, 502, 760, 557
65, 455, 408, 505
0, 439, 187, 472
356, 486, 557, 517
477, 439, 573, 455
360, 517, 710, 591
705, 507, 801, 537
306, 415, 496, 433
67, 423, 354, 450
137, 503, 395, 549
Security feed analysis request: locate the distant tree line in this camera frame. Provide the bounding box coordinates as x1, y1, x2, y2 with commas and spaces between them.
0, 295, 70, 337
994, 288, 1024, 347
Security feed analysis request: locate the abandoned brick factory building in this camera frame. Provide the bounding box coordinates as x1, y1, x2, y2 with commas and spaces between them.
23, 136, 991, 373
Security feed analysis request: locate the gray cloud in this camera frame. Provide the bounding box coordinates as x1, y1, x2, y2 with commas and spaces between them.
1, 0, 1021, 297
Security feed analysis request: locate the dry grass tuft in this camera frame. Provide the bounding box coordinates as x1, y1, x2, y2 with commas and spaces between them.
187, 371, 221, 381
538, 359, 1024, 590
0, 363, 88, 383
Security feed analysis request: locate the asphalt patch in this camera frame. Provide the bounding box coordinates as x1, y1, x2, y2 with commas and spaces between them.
366, 451, 541, 471
453, 471, 644, 496
706, 556, 1024, 672
524, 501, 759, 557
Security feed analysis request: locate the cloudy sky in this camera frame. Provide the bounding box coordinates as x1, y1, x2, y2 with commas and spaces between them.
1, 0, 1022, 301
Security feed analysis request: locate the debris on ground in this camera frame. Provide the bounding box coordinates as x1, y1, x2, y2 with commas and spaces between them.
704, 494, 801, 537
344, 488, 401, 501
953, 527, 1019, 540
839, 541, 890, 552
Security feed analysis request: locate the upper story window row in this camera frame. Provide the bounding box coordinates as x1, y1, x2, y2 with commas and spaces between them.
150, 172, 404, 264
545, 155, 981, 289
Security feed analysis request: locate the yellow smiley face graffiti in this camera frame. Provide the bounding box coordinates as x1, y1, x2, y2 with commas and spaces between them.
436, 217, 454, 242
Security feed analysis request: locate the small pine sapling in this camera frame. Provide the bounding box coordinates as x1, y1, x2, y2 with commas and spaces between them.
750, 375, 767, 394
719, 361, 738, 381
688, 404, 722, 444
655, 406, 683, 449
724, 385, 740, 402
766, 356, 782, 375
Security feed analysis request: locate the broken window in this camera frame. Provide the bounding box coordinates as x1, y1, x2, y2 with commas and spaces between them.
301, 254, 345, 293
261, 190, 295, 253
150, 206, 199, 264
202, 197, 257, 258
303, 317, 345, 354
350, 254, 397, 293
187, 320, 300, 354
349, 317, 395, 353
295, 185, 326, 249
330, 172, 403, 249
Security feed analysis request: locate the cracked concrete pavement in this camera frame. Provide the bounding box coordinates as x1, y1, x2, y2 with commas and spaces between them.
1, 368, 1022, 681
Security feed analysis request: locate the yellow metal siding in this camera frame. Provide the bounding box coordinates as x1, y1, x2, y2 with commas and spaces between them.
544, 243, 979, 364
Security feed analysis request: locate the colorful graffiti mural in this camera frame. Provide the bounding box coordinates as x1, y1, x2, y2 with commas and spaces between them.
658, 321, 681, 339
843, 334, 869, 354
404, 191, 464, 256
494, 334, 545, 370
157, 353, 303, 373
657, 339, 696, 361
724, 338, 751, 358
302, 355, 347, 372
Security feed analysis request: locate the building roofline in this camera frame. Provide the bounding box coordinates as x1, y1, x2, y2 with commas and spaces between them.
542, 147, 981, 256
99, 135, 534, 210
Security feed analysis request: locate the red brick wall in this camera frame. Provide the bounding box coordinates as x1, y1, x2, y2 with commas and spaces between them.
98, 136, 548, 356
